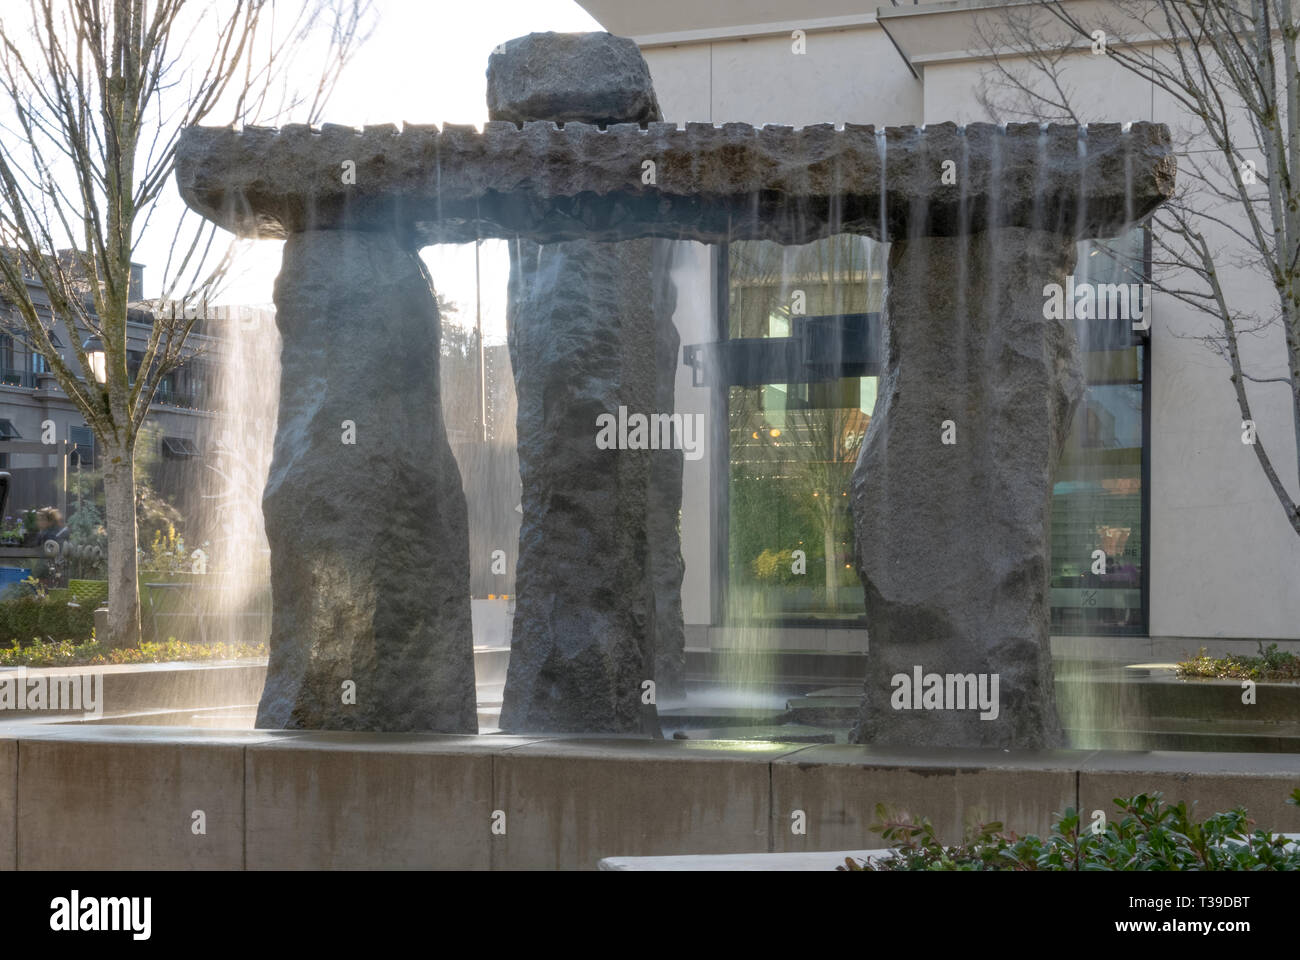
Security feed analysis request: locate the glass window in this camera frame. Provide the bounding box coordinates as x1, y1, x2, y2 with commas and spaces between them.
720, 227, 1149, 634
728, 376, 873, 621
1050, 228, 1148, 634
727, 236, 883, 340
724, 235, 884, 624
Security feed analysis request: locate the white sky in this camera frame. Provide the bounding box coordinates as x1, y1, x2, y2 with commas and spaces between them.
146, 0, 603, 343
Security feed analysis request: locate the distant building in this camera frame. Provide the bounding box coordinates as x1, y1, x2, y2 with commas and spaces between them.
0, 253, 240, 522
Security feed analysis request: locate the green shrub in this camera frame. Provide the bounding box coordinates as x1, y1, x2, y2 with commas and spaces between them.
0, 594, 95, 645
0, 595, 44, 644
0, 636, 267, 667
1178, 642, 1300, 681
839, 791, 1300, 871
36, 599, 95, 642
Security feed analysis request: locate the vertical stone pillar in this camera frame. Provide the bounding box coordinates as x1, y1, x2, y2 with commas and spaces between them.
257, 228, 478, 733
850, 226, 1083, 749
490, 32, 683, 732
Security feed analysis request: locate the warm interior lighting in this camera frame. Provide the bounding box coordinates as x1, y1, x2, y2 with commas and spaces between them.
81, 336, 106, 384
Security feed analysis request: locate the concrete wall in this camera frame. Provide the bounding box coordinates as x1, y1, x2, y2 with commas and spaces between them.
4, 725, 1298, 869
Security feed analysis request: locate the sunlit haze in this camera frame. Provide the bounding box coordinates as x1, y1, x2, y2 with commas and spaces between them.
143, 0, 602, 342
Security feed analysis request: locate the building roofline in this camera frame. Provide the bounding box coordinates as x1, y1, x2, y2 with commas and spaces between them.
623, 14, 885, 49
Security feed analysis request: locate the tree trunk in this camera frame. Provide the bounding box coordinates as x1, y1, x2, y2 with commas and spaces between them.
102, 444, 141, 648
822, 516, 838, 611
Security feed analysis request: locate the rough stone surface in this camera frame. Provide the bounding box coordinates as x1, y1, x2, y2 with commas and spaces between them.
495, 32, 683, 728
175, 120, 1177, 245
257, 229, 477, 733
499, 237, 662, 734
487, 32, 661, 128
849, 227, 1083, 749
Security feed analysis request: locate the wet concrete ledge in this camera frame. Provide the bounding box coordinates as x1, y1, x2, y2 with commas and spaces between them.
1, 726, 1298, 870
0, 661, 267, 721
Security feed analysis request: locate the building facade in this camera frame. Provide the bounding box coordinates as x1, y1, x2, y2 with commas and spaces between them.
573, 0, 1300, 655
0, 260, 237, 526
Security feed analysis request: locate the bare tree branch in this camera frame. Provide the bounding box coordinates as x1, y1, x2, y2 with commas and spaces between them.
974, 0, 1300, 534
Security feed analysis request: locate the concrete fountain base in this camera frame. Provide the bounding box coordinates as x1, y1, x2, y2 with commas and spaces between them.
3, 724, 1299, 869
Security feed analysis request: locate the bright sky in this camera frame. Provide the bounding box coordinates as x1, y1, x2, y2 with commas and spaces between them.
144, 0, 603, 343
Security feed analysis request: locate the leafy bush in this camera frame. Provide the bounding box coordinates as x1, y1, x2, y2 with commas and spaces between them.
839, 791, 1300, 871
36, 599, 96, 642
1178, 642, 1300, 681
0, 595, 41, 643
0, 592, 96, 645
139, 523, 190, 578
753, 547, 799, 582
0, 636, 267, 667
135, 476, 185, 551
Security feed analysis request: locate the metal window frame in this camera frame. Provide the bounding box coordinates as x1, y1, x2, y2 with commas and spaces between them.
161, 435, 200, 459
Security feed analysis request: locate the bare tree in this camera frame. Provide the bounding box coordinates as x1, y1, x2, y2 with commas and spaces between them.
974, 0, 1300, 536
435, 294, 486, 444
730, 384, 867, 611
0, 0, 372, 645
780, 400, 864, 608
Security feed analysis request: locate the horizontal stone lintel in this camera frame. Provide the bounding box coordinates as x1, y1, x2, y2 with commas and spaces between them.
175, 120, 1175, 245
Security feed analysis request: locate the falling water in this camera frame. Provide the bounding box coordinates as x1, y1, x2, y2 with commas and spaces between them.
1122, 121, 1135, 227
97, 303, 281, 728
191, 306, 278, 651
954, 126, 971, 468
709, 131, 788, 722
1050, 124, 1149, 750
876, 128, 888, 243
1076, 125, 1089, 241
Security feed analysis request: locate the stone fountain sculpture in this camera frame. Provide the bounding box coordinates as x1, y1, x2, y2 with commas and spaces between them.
175, 40, 1174, 743
489, 33, 684, 734
252, 216, 478, 732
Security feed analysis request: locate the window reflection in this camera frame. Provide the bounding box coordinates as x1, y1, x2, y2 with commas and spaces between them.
1051, 228, 1147, 634
722, 227, 1149, 634
725, 235, 881, 622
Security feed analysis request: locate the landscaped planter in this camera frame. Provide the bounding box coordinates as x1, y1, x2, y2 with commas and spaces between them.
1056, 665, 1300, 752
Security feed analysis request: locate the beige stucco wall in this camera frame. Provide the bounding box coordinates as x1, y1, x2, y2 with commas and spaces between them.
643, 25, 922, 127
